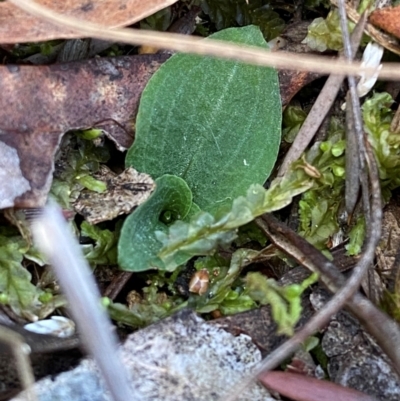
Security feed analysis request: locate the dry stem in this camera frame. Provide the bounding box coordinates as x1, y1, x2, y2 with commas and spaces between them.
6, 0, 400, 80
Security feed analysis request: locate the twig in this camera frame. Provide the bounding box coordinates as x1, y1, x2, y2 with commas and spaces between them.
344, 91, 361, 216
337, 0, 371, 220
330, 0, 400, 57
7, 0, 400, 80
224, 124, 389, 401
257, 210, 400, 377
31, 204, 132, 401
0, 325, 36, 401
278, 13, 367, 177
104, 271, 133, 300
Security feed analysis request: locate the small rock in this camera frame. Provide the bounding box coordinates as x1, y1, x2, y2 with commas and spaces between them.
12, 310, 274, 401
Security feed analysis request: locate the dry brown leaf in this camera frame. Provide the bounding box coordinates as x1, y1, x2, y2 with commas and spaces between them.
279, 70, 321, 107
369, 6, 400, 40
9, 0, 400, 78
0, 50, 312, 210
0, 53, 168, 209
258, 371, 377, 401
0, 0, 177, 43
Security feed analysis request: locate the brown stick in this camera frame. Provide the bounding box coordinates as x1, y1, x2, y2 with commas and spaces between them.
257, 213, 400, 376
7, 0, 400, 80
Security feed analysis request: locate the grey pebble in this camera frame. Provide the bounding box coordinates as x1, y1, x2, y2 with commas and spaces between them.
12, 310, 274, 401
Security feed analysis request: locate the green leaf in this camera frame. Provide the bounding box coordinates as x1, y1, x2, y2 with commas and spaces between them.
76, 174, 107, 193
302, 10, 345, 52
345, 216, 366, 255
126, 25, 281, 213
157, 168, 313, 270
0, 233, 43, 317
194, 248, 258, 314
118, 175, 193, 272
77, 128, 103, 141
362, 92, 399, 200
81, 221, 119, 266
105, 295, 173, 328
297, 120, 346, 249
282, 105, 307, 143
245, 271, 318, 335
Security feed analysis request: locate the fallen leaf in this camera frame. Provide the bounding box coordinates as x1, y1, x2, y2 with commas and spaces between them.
258, 371, 377, 401
369, 6, 400, 40
0, 0, 178, 43
74, 166, 155, 224
0, 53, 168, 208
279, 69, 322, 107
0, 47, 305, 211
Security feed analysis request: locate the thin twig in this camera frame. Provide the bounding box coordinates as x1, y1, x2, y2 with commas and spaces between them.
257, 208, 400, 376
345, 91, 361, 216
31, 204, 132, 401
337, 0, 371, 221
278, 13, 367, 177
224, 103, 387, 401
0, 325, 36, 401
330, 0, 400, 57
7, 0, 400, 80
104, 271, 133, 300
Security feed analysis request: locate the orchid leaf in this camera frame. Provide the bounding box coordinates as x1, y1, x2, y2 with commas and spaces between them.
126, 25, 281, 213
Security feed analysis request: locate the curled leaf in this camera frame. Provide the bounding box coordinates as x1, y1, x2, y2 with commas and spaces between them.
118, 175, 193, 272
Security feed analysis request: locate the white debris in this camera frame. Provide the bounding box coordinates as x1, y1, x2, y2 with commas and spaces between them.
24, 316, 75, 338
357, 42, 384, 98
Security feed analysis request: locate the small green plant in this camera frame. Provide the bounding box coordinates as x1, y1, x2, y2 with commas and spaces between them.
302, 10, 345, 52
245, 271, 318, 335
119, 25, 283, 272
0, 227, 47, 318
